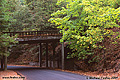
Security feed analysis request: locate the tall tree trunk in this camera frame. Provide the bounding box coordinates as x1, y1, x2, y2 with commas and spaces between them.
4, 47, 7, 71
1, 55, 4, 70
4, 55, 7, 71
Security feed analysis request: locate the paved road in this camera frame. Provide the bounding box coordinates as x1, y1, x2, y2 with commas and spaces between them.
3, 66, 101, 80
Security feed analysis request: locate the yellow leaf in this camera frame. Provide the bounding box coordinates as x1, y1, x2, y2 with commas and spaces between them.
90, 41, 92, 44
86, 39, 89, 42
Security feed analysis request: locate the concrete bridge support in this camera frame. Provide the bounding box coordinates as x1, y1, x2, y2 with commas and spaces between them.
39, 43, 42, 67
52, 42, 55, 69
38, 42, 65, 70
46, 43, 48, 68
62, 42, 64, 70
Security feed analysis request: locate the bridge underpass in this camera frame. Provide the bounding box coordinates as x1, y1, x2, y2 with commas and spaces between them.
1, 30, 65, 70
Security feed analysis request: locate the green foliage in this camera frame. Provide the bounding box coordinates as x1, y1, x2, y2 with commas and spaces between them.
0, 0, 18, 56
0, 33, 18, 56
26, 0, 63, 30
12, 5, 32, 31
9, 0, 63, 31
49, 0, 120, 60
0, 0, 16, 31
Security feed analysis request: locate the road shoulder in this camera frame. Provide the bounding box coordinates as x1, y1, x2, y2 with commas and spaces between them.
0, 70, 25, 80
54, 69, 120, 80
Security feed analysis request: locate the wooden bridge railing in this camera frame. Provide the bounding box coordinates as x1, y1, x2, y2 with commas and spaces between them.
2, 30, 62, 38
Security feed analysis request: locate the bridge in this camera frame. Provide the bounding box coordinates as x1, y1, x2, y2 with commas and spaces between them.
1, 30, 65, 70
3, 30, 62, 44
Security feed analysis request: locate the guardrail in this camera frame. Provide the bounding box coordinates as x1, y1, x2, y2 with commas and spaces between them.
2, 30, 62, 38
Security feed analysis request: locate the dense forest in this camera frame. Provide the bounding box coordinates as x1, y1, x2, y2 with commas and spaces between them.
0, 0, 120, 72
0, 0, 62, 57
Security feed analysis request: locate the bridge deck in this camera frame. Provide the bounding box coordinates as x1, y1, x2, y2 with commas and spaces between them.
3, 30, 62, 44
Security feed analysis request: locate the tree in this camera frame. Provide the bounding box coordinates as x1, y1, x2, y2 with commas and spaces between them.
10, 0, 64, 31
49, 0, 120, 62
0, 0, 18, 70
0, 0, 17, 31
25, 0, 64, 30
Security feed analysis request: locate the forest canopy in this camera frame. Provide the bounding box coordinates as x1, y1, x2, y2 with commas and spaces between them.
0, 0, 63, 56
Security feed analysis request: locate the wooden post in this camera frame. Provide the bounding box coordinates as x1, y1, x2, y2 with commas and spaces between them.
58, 49, 61, 68
37, 30, 38, 36
39, 43, 42, 67
52, 43, 55, 69
50, 58, 51, 68
1, 55, 4, 70
57, 43, 60, 68
62, 42, 64, 70
4, 55, 7, 71
57, 59, 59, 68
46, 43, 48, 68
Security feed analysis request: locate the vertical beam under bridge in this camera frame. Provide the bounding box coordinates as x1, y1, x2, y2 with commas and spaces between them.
39, 43, 42, 67
46, 42, 48, 68
62, 42, 64, 70
52, 43, 55, 69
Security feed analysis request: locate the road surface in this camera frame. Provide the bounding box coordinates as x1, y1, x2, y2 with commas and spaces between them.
2, 66, 101, 80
